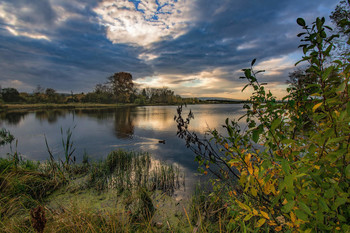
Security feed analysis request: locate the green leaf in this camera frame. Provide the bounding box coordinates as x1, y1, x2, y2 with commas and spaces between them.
299, 202, 312, 216
252, 124, 263, 143
297, 18, 306, 27
316, 17, 323, 31
295, 209, 308, 221
324, 44, 332, 55
251, 59, 256, 66
281, 159, 290, 174
336, 82, 346, 92
334, 197, 347, 209
326, 136, 346, 146
242, 84, 249, 92
322, 66, 334, 81
347, 102, 350, 116
282, 200, 295, 213
271, 117, 282, 130
284, 175, 294, 192
319, 198, 330, 211
244, 69, 252, 79
345, 164, 350, 179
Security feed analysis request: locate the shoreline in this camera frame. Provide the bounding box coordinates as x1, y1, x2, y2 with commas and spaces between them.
0, 101, 247, 112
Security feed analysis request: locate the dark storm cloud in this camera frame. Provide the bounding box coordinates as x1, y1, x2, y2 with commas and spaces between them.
0, 0, 339, 97
0, 0, 154, 92
147, 0, 336, 79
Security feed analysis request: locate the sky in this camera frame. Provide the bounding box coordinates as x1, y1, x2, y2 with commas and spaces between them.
0, 0, 339, 100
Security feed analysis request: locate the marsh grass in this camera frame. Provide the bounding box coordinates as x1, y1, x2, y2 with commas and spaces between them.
88, 150, 182, 196
0, 148, 189, 232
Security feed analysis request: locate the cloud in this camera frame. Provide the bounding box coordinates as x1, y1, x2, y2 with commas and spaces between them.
93, 0, 195, 47
0, 0, 90, 41
0, 0, 339, 99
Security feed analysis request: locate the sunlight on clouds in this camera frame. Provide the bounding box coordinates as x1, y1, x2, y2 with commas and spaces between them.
0, 1, 82, 41
237, 40, 258, 50
94, 0, 195, 47
5, 26, 50, 41
255, 55, 295, 76
138, 52, 159, 61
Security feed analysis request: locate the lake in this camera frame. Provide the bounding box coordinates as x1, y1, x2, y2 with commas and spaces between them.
0, 104, 245, 194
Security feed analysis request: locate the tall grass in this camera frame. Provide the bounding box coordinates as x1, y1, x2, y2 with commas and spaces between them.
0, 149, 187, 232
88, 150, 183, 196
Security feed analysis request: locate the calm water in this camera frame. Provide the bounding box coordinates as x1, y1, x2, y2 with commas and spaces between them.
0, 104, 245, 192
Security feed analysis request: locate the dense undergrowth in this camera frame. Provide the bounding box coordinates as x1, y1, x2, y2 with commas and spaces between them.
175, 16, 350, 232
0, 147, 189, 232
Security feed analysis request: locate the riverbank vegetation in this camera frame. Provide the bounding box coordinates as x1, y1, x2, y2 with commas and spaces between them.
0, 72, 199, 107
1, 4, 350, 232
0, 129, 189, 232
175, 10, 350, 233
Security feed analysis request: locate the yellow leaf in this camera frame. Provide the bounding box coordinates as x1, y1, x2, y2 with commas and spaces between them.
251, 187, 257, 197
260, 210, 270, 219
314, 165, 320, 170
312, 102, 323, 112
236, 200, 250, 211
267, 221, 277, 226
243, 214, 253, 221
282, 199, 288, 205
245, 153, 252, 164
263, 182, 271, 195
275, 225, 283, 232
255, 218, 266, 228
248, 164, 254, 175
252, 208, 258, 216
290, 211, 296, 223
224, 143, 229, 150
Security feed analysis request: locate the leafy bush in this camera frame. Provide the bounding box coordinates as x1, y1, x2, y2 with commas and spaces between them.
176, 17, 350, 232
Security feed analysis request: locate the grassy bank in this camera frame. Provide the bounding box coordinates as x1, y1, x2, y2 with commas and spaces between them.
0, 101, 247, 112
0, 150, 194, 232
0, 103, 139, 111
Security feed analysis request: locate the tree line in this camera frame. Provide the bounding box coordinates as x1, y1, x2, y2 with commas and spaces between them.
0, 72, 199, 105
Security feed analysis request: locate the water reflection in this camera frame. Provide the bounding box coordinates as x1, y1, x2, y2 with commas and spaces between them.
0, 104, 245, 165
0, 111, 29, 125
0, 104, 246, 195
114, 107, 135, 139
35, 110, 67, 124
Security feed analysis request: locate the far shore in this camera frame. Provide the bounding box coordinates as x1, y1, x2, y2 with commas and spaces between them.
0, 101, 247, 111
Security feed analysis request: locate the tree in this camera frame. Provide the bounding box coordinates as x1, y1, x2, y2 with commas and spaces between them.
108, 72, 134, 103
330, 0, 350, 56
45, 88, 56, 96
330, 0, 350, 38
1, 88, 22, 102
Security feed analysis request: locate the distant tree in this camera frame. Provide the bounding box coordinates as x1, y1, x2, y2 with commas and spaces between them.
330, 0, 350, 56
45, 88, 56, 96
2, 88, 22, 102
94, 83, 112, 94
108, 72, 134, 103
287, 68, 317, 100
330, 0, 350, 38
33, 85, 45, 94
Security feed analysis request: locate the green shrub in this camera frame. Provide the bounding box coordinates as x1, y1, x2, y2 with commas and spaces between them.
176, 17, 350, 232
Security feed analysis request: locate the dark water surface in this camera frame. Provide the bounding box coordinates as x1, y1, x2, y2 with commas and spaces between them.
0, 104, 245, 192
